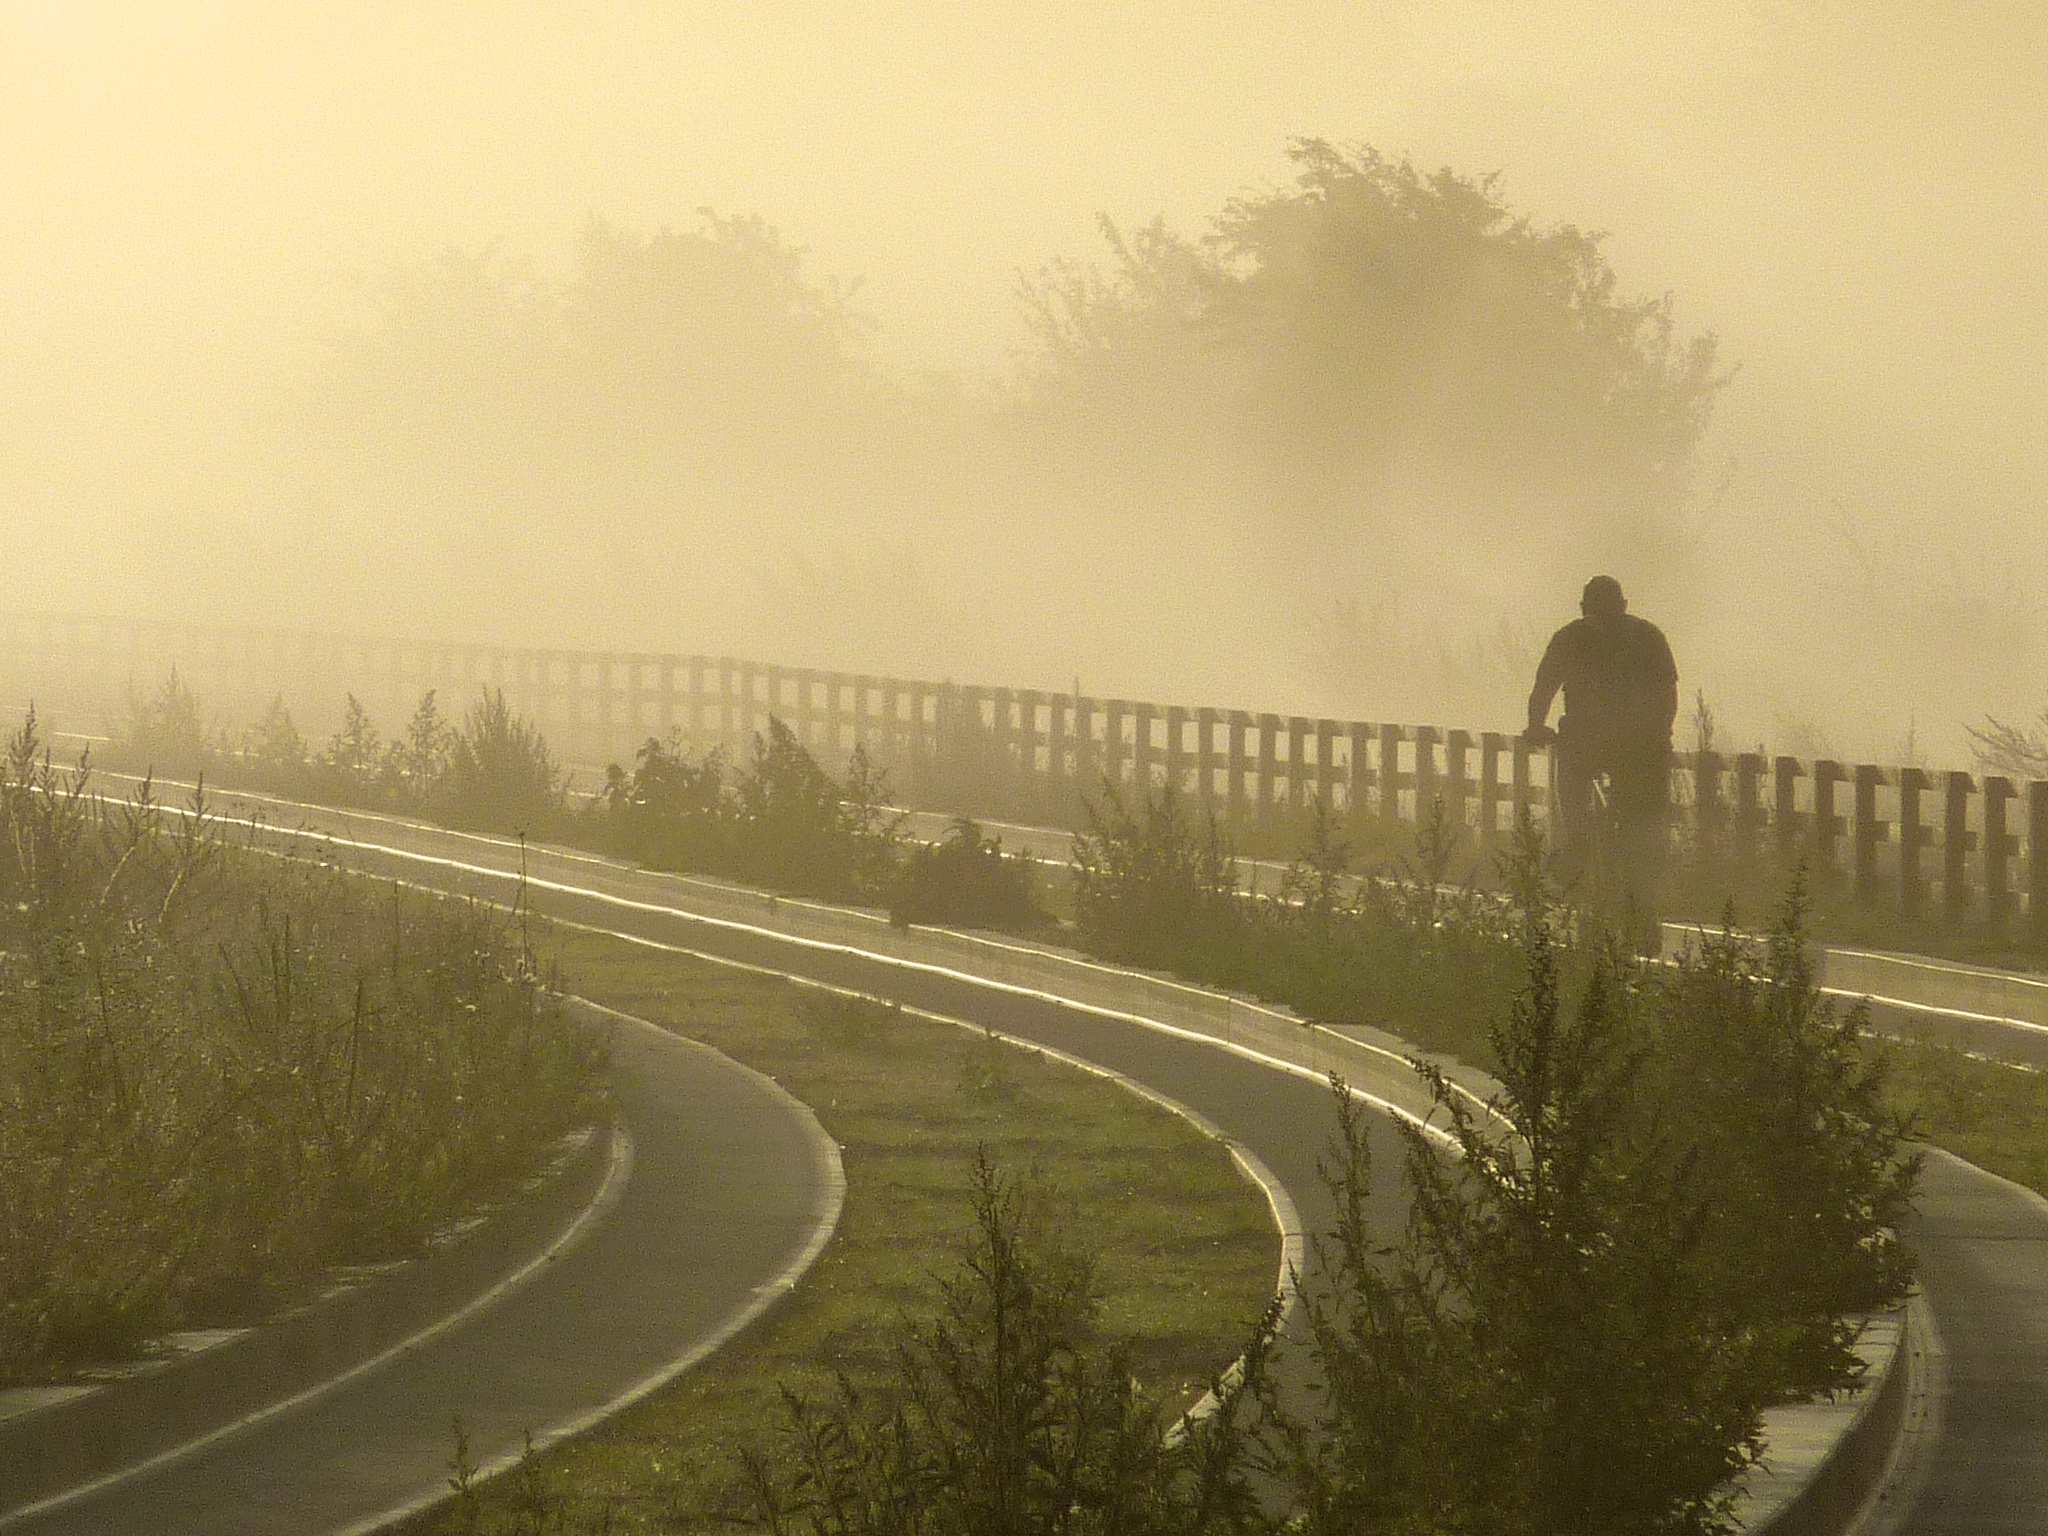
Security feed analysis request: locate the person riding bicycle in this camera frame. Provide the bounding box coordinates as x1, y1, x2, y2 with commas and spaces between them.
1523, 576, 1678, 938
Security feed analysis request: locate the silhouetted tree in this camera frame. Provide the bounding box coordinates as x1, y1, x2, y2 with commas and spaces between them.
443, 690, 563, 834
1016, 139, 1729, 575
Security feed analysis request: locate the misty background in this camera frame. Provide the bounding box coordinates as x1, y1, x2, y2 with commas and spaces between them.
3, 3, 2043, 764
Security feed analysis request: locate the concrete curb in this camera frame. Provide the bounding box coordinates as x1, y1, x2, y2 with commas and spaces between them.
0, 1118, 622, 1523
1740, 1301, 1917, 1533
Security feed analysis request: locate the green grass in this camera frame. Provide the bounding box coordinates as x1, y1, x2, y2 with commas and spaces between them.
403, 917, 1279, 1534
1886, 1036, 2048, 1196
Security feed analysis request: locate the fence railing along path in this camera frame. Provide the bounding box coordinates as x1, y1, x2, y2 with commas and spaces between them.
8, 610, 2048, 941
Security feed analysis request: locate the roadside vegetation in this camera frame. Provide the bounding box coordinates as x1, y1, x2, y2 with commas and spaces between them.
110, 674, 568, 835
0, 711, 606, 1385
588, 720, 900, 902
734, 851, 1913, 1536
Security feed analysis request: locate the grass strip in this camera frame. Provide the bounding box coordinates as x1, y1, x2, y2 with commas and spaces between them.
1886, 1035, 2048, 1196
404, 917, 1279, 1534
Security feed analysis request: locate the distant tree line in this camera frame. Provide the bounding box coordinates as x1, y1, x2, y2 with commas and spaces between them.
282, 141, 1726, 702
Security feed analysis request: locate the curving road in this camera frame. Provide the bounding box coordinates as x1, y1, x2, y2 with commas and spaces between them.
5, 1001, 841, 1536
35, 779, 2048, 1531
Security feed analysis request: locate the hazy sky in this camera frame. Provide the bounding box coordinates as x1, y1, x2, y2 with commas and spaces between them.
3, 2, 2044, 753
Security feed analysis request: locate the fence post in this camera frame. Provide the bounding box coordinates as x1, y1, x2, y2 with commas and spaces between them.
681, 659, 703, 753
1853, 765, 1888, 906
956, 684, 991, 812
1811, 760, 1846, 878
1197, 708, 1220, 813
745, 661, 770, 755
2031, 783, 2048, 947
1984, 777, 2017, 930
1775, 758, 1804, 870
1897, 767, 1931, 917
1445, 729, 1474, 840
621, 655, 643, 762
1734, 753, 1765, 868
1256, 713, 1283, 823
1164, 705, 1188, 798
1048, 694, 1072, 808
1941, 771, 1975, 921
1511, 734, 1535, 833
1129, 702, 1155, 793
1380, 724, 1407, 827
1066, 695, 1092, 794
1227, 711, 1252, 823
994, 688, 1024, 810
716, 659, 741, 761
1016, 689, 1046, 812
1316, 719, 1341, 814
1413, 726, 1441, 823
1480, 732, 1507, 844
655, 657, 677, 742
1694, 748, 1724, 866
1102, 699, 1129, 794
1348, 722, 1374, 827
1288, 717, 1312, 815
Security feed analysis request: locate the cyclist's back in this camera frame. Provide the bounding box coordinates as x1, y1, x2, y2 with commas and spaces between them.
1525, 576, 1677, 946
1532, 609, 1677, 762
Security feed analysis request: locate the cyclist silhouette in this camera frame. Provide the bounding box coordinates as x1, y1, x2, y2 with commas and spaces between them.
1524, 576, 1677, 946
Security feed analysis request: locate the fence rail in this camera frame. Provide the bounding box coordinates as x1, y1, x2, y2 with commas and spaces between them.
6, 611, 2045, 940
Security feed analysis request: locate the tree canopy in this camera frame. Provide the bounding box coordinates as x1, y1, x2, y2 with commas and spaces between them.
1016, 139, 1728, 571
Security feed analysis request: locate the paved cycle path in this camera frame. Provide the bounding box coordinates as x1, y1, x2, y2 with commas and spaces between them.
6, 1005, 839, 1536
1886, 1149, 2048, 1533
85, 782, 2048, 1530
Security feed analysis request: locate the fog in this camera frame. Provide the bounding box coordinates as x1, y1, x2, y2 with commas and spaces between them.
4, 2, 2044, 763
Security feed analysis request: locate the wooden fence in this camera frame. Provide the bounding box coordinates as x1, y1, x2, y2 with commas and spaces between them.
6, 611, 2046, 939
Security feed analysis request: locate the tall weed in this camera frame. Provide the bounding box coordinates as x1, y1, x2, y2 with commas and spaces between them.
0, 711, 605, 1383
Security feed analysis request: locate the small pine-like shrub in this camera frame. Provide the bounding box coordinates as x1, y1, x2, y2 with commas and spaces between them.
441, 688, 565, 834
888, 817, 1047, 932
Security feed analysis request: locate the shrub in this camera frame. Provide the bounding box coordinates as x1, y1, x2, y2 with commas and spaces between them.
590, 717, 901, 903
888, 817, 1048, 932
111, 668, 212, 779
1261, 849, 1919, 1535
442, 688, 565, 834
741, 1153, 1270, 1536
1070, 786, 1519, 1068
0, 711, 606, 1382
1070, 781, 1242, 969
731, 718, 900, 899
1267, 883, 1748, 1535
1644, 879, 1919, 1397
315, 691, 385, 802
389, 688, 457, 810
593, 734, 733, 870
235, 693, 309, 787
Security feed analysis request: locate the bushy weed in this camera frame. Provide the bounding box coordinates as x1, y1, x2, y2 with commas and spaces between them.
591, 717, 901, 902
0, 712, 606, 1382
888, 817, 1047, 932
